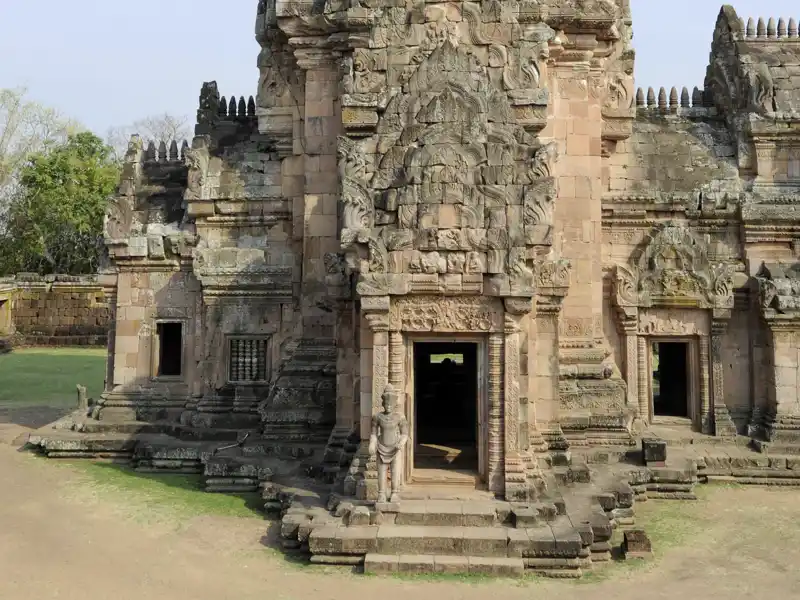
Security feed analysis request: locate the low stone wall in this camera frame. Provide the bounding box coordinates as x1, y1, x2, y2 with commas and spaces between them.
0, 274, 113, 346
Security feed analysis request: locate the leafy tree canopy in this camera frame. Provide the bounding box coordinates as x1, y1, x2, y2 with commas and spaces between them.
0, 131, 120, 275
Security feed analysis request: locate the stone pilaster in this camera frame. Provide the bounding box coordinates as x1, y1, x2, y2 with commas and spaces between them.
351, 296, 390, 501
488, 333, 504, 495
620, 317, 639, 419
636, 336, 649, 422
503, 313, 527, 501
711, 319, 737, 437
699, 336, 712, 435
389, 331, 404, 406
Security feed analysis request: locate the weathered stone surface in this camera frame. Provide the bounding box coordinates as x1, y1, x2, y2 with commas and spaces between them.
30, 0, 800, 582
642, 438, 667, 465
622, 529, 653, 559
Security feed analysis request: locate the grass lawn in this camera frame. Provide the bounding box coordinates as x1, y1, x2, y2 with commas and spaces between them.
64, 461, 265, 523
0, 347, 106, 407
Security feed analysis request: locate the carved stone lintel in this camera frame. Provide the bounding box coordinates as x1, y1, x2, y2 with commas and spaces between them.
390, 296, 502, 333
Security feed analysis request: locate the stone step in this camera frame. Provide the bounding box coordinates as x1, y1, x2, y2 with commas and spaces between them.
308, 521, 586, 559
552, 463, 592, 485
410, 468, 481, 487
391, 500, 505, 527
364, 553, 524, 577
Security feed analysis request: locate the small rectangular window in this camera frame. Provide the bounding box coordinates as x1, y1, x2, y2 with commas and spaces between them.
228, 338, 269, 383
156, 322, 183, 377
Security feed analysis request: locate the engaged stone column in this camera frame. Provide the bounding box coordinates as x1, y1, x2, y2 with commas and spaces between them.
488, 333, 504, 494
503, 313, 526, 500
711, 319, 737, 436
389, 331, 404, 403
352, 297, 390, 501
621, 318, 639, 418
699, 336, 712, 434
637, 336, 649, 421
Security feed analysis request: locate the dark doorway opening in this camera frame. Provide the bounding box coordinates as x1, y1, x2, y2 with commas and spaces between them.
413, 342, 478, 473
156, 322, 183, 377
652, 341, 689, 418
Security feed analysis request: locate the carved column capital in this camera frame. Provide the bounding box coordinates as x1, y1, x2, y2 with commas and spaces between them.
504, 297, 533, 316
293, 46, 340, 70
504, 313, 523, 334
364, 311, 389, 332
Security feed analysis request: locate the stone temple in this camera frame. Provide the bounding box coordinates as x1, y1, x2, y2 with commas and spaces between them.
29, 2, 800, 577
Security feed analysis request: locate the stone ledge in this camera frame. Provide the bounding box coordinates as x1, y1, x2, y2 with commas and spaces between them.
363, 554, 525, 577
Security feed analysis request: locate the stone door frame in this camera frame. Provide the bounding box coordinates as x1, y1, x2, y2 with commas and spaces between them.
640, 334, 701, 429
615, 305, 731, 435
402, 334, 489, 488
359, 294, 532, 499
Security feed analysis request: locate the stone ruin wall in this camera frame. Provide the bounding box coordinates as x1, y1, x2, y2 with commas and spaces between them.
601, 6, 800, 435
93, 3, 800, 450
0, 275, 113, 346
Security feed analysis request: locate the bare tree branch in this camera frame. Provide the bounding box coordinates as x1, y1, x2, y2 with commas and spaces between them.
0, 87, 81, 193
106, 113, 192, 162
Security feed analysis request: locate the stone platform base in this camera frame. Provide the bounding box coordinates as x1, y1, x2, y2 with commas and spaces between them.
365, 554, 526, 577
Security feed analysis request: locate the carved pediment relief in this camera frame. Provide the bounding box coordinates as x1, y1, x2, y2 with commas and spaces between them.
339, 37, 559, 300
756, 262, 800, 315
613, 222, 735, 310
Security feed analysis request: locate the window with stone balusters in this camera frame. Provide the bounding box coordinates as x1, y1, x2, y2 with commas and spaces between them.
227, 337, 270, 383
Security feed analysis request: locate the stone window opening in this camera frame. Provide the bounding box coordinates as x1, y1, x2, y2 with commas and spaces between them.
155, 322, 183, 378
227, 337, 270, 383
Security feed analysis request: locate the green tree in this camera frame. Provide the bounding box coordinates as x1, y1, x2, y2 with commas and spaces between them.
0, 132, 120, 275
0, 87, 80, 205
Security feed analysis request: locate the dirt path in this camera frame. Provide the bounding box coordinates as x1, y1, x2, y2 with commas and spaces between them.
1, 437, 798, 600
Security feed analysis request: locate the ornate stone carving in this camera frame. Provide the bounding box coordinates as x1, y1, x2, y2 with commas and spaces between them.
184, 136, 210, 202
338, 34, 555, 298
368, 385, 409, 503
104, 195, 135, 241
390, 296, 500, 332
756, 263, 800, 315
613, 222, 736, 310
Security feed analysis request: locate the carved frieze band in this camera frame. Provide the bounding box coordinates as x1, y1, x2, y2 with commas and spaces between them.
389, 296, 503, 332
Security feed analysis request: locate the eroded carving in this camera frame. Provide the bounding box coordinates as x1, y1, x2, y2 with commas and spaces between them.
613, 222, 736, 310
390, 296, 500, 332
369, 385, 409, 503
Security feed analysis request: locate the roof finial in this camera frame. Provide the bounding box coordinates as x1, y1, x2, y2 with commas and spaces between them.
767, 17, 777, 38
646, 87, 656, 109
777, 17, 787, 38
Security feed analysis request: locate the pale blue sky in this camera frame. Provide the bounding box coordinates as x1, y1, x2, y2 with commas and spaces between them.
0, 1, 797, 134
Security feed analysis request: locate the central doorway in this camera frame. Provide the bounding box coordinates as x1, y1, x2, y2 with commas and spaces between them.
411, 341, 480, 483
651, 341, 691, 420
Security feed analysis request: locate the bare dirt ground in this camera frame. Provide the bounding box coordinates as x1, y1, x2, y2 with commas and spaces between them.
1, 426, 799, 600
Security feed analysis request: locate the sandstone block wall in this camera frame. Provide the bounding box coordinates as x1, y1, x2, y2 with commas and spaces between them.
1, 275, 112, 346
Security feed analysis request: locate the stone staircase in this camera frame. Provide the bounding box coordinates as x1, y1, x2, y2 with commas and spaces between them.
278, 456, 639, 579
